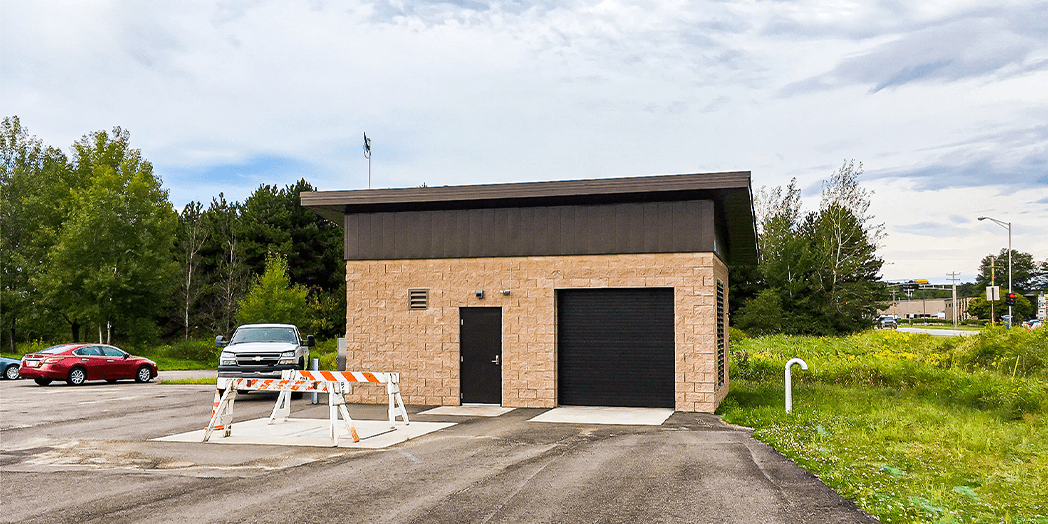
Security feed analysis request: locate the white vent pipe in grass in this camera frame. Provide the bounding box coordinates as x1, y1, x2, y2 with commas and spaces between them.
785, 358, 808, 414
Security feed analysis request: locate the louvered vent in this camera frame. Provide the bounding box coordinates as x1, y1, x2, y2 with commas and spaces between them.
408, 289, 429, 310
716, 279, 725, 387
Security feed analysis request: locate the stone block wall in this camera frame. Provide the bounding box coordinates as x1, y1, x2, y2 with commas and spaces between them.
342, 252, 729, 412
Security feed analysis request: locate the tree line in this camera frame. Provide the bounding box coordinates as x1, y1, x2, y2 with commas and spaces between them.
964, 248, 1047, 322
1, 116, 345, 350
730, 160, 890, 336
728, 159, 1048, 333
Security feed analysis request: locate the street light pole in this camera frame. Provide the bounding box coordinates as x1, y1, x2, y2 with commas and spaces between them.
978, 216, 1013, 328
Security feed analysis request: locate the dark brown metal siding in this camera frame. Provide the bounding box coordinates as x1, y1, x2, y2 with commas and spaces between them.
344, 200, 715, 260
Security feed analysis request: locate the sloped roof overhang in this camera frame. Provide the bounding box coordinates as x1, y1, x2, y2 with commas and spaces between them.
301, 171, 758, 265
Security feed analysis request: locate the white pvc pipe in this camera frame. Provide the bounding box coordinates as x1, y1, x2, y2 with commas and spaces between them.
785, 358, 809, 414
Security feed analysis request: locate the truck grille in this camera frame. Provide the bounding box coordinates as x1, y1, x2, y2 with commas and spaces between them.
234, 353, 281, 366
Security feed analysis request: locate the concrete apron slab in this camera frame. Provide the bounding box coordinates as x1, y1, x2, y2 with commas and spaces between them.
528, 406, 674, 426
418, 405, 515, 417
153, 418, 455, 449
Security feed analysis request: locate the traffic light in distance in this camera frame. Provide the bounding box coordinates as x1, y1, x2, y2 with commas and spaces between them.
1005, 293, 1017, 306
905, 282, 919, 290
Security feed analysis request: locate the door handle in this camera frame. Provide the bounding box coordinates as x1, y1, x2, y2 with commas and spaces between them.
492, 355, 500, 365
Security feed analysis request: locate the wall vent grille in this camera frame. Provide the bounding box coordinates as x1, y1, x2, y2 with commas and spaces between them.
408, 289, 429, 310
716, 279, 725, 388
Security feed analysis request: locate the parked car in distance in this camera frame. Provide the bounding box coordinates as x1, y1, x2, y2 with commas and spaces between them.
19, 344, 158, 386
878, 316, 898, 329
1, 356, 21, 380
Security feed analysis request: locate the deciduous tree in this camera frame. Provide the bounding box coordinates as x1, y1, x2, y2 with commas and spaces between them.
976, 250, 1039, 293
175, 201, 209, 339
2, 117, 77, 344
733, 160, 888, 335
38, 127, 177, 343
967, 294, 1032, 323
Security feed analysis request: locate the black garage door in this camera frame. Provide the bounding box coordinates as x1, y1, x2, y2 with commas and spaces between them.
557, 288, 674, 408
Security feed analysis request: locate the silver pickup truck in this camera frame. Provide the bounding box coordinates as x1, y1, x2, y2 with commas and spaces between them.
215, 323, 314, 379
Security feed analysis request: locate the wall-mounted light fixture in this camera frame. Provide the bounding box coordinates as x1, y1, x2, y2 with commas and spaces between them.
500, 290, 511, 296
475, 290, 484, 299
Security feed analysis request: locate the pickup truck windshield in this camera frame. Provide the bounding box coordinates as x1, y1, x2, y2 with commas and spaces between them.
229, 327, 297, 345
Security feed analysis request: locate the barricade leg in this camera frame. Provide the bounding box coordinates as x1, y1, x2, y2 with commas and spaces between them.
204, 387, 238, 441
209, 387, 224, 430
338, 403, 356, 444
387, 381, 410, 427
208, 378, 234, 430
329, 387, 359, 446
394, 390, 410, 425
269, 390, 292, 424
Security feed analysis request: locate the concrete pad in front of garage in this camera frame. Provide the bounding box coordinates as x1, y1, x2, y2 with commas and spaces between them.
153, 417, 455, 448
528, 406, 674, 425
417, 405, 515, 417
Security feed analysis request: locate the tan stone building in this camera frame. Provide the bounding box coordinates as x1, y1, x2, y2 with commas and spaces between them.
880, 297, 973, 320
302, 172, 758, 413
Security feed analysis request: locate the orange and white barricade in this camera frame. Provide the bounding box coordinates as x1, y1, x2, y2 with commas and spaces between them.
204, 370, 409, 446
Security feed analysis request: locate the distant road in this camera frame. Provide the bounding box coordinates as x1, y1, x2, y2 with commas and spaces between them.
897, 327, 980, 337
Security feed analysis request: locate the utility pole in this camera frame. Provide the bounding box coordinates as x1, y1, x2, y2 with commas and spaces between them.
979, 216, 1013, 328
947, 272, 961, 328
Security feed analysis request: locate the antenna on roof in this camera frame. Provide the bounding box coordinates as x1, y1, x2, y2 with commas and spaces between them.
363, 132, 372, 189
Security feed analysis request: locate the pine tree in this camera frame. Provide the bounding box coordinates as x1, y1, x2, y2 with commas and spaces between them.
235, 254, 308, 327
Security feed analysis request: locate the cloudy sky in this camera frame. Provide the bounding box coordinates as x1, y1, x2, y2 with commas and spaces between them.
3, 0, 1046, 284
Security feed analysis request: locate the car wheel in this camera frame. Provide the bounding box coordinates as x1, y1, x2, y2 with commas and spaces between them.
4, 365, 19, 380
135, 365, 152, 383
34, 378, 52, 386
67, 367, 87, 386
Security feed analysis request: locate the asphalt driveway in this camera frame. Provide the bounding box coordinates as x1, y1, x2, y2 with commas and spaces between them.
0, 380, 876, 523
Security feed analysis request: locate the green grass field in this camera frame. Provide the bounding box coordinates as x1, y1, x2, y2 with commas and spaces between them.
161, 378, 219, 385
720, 328, 1048, 523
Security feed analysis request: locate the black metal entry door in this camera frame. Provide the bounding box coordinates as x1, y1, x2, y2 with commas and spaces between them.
460, 307, 502, 404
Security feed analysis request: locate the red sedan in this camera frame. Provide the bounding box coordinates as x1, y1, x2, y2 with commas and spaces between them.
19, 344, 158, 386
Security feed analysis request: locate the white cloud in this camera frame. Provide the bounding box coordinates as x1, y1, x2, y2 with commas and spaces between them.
3, 0, 1046, 283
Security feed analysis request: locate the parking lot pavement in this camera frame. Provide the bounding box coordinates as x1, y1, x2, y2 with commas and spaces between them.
0, 379, 877, 524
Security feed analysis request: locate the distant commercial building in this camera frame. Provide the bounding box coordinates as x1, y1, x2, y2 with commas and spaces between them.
881, 297, 972, 320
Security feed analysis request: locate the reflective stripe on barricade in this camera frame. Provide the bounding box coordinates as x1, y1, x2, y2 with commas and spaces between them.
203, 370, 410, 446
209, 387, 227, 431
296, 370, 394, 383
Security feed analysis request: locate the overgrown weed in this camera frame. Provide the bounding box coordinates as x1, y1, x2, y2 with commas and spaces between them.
721, 329, 1048, 523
